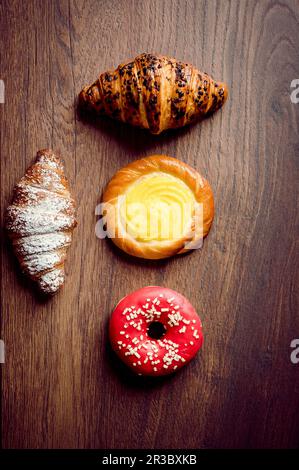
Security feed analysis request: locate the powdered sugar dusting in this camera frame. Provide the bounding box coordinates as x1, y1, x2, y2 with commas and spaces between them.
13, 232, 71, 256
38, 268, 65, 294
21, 250, 65, 276
14, 183, 73, 208
21, 166, 68, 194
6, 205, 76, 236
6, 149, 77, 294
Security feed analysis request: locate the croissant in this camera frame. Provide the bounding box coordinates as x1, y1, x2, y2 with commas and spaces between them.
79, 53, 228, 134
5, 149, 77, 295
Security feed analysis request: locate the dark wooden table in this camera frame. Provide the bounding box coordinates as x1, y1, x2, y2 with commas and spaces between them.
1, 0, 299, 449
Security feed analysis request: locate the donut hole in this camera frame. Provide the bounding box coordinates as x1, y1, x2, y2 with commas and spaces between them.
147, 321, 166, 340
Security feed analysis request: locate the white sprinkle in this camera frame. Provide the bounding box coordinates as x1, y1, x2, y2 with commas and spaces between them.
123, 307, 132, 315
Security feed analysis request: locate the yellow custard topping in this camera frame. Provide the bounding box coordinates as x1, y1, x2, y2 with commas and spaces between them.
120, 172, 195, 242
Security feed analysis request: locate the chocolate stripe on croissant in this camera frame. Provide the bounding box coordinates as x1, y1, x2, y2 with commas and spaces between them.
79, 53, 228, 134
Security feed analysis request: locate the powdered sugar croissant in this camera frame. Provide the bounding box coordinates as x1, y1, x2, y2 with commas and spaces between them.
5, 149, 77, 294
79, 53, 228, 134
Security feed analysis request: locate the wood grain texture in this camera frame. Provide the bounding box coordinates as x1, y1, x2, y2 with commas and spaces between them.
1, 0, 299, 449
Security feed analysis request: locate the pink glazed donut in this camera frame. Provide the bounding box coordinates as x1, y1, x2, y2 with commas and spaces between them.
109, 286, 203, 376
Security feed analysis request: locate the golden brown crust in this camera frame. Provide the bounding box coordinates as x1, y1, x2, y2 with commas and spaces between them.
102, 155, 214, 259
79, 53, 228, 134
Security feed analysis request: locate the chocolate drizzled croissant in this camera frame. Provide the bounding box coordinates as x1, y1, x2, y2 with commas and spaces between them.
79, 53, 228, 134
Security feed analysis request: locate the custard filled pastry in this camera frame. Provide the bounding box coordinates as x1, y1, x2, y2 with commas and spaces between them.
101, 155, 214, 259
79, 53, 228, 134
5, 149, 77, 294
